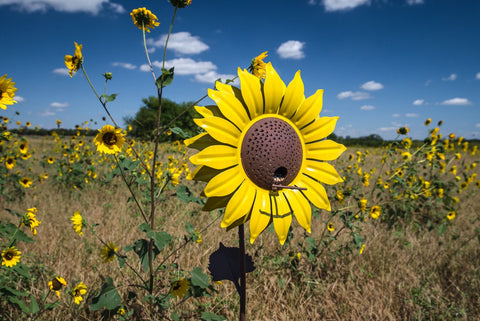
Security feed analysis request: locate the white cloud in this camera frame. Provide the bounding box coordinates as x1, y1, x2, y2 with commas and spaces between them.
361, 80, 383, 91
440, 97, 473, 106
40, 110, 56, 117
0, 0, 125, 14
442, 73, 457, 81
413, 99, 424, 106
50, 102, 69, 108
476, 72, 480, 80
52, 68, 70, 76
277, 40, 306, 59
378, 126, 396, 133
476, 123, 480, 128
360, 105, 375, 111
112, 62, 136, 70
323, 0, 370, 11
406, 0, 424, 5
392, 113, 401, 118
194, 71, 237, 84
337, 91, 371, 100
147, 32, 209, 55
406, 113, 418, 118
15, 96, 25, 102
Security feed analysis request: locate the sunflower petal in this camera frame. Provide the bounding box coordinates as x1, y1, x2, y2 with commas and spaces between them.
284, 190, 312, 233
194, 117, 240, 147
188, 165, 222, 182
204, 166, 243, 197
249, 190, 272, 243
279, 70, 304, 119
208, 88, 250, 128
293, 89, 324, 129
189, 145, 237, 169
306, 139, 346, 161
264, 62, 286, 114
215, 81, 235, 95
222, 182, 256, 228
202, 194, 231, 211
296, 175, 331, 211
194, 105, 224, 118
272, 194, 293, 245
301, 117, 339, 143
238, 68, 264, 118
304, 160, 344, 185
184, 132, 220, 151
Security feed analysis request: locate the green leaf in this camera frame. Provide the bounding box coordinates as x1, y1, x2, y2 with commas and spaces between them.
131, 239, 160, 272
169, 126, 191, 139
90, 277, 122, 311
146, 231, 172, 253
9, 296, 29, 314
45, 301, 61, 311
171, 312, 180, 321
100, 93, 118, 102
200, 311, 227, 321
156, 67, 174, 88
185, 222, 194, 234
190, 267, 210, 289
176, 185, 203, 204
29, 294, 39, 314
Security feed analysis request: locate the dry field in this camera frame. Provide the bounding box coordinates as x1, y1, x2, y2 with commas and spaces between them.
1, 136, 479, 321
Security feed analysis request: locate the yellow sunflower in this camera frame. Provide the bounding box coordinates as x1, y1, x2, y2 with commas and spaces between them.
49, 276, 67, 299
2, 246, 21, 267
100, 241, 118, 263
5, 156, 16, 170
24, 207, 41, 235
19, 141, 28, 154
71, 211, 84, 236
71, 281, 87, 305
130, 7, 160, 32
64, 42, 83, 77
370, 205, 381, 220
170, 278, 190, 299
186, 62, 345, 244
93, 125, 125, 155
19, 177, 32, 188
248, 51, 268, 79
0, 74, 18, 110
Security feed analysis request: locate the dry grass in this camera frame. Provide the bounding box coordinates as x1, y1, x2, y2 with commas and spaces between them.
1, 138, 479, 320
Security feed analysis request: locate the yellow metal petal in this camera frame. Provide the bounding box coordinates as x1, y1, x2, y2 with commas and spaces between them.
238, 68, 264, 119
279, 70, 304, 119
204, 166, 243, 197
189, 145, 237, 169
249, 190, 272, 243
189, 165, 222, 182
264, 62, 286, 114
208, 88, 250, 129
202, 194, 231, 211
304, 160, 344, 185
194, 105, 224, 118
301, 117, 339, 143
296, 175, 331, 211
293, 89, 324, 129
222, 182, 256, 228
194, 117, 240, 147
215, 81, 235, 95
283, 190, 312, 233
185, 132, 221, 151
272, 194, 293, 245
306, 140, 346, 161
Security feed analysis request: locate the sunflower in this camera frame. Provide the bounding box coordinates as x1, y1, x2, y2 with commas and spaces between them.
100, 241, 118, 263
130, 7, 160, 32
186, 62, 345, 244
2, 246, 21, 267
94, 125, 125, 155
446, 211, 456, 220
71, 281, 87, 304
64, 42, 83, 77
370, 206, 381, 220
19, 141, 28, 154
47, 156, 55, 164
5, 156, 15, 170
49, 276, 67, 299
327, 222, 334, 232
71, 211, 84, 236
24, 207, 41, 235
248, 51, 268, 79
424, 118, 431, 126
170, 278, 190, 299
19, 177, 32, 188
0, 74, 18, 110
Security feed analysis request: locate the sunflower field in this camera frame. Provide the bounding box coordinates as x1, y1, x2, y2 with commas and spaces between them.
1, 2, 480, 321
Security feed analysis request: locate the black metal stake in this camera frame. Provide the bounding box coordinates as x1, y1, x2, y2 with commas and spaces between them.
238, 224, 246, 321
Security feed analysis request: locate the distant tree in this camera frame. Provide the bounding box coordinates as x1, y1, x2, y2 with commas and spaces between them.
124, 96, 199, 141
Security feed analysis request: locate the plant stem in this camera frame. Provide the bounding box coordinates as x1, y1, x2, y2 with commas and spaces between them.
238, 224, 246, 321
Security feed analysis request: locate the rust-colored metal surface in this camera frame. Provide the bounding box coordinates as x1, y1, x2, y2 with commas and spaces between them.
241, 117, 303, 190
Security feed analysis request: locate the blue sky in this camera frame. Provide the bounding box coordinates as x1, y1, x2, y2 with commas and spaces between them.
1, 0, 479, 140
